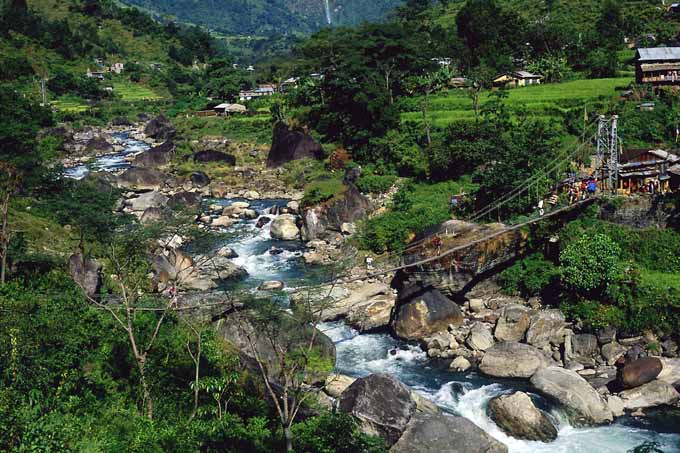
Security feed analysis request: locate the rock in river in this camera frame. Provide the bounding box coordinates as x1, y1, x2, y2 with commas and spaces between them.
621, 357, 663, 389
494, 304, 531, 343
530, 366, 614, 425
117, 167, 165, 191
392, 285, 463, 341
270, 214, 300, 241
488, 392, 558, 442
390, 413, 508, 453
618, 380, 680, 410
479, 342, 553, 379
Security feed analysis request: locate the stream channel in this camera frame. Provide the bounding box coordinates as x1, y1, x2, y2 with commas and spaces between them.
69, 134, 680, 453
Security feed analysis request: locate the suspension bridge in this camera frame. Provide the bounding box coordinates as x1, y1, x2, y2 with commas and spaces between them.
323, 115, 622, 287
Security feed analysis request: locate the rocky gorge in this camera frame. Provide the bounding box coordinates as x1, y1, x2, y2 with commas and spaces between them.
61, 117, 680, 452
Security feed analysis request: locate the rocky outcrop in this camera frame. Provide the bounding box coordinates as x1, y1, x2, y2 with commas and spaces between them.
480, 342, 553, 379
117, 167, 166, 191
133, 141, 175, 168
618, 380, 680, 410
530, 366, 614, 425
494, 304, 531, 342
192, 150, 236, 165
466, 322, 494, 351
266, 122, 324, 168
190, 171, 210, 188
339, 373, 416, 446
144, 115, 176, 141
390, 413, 508, 453
488, 392, 558, 442
301, 185, 373, 241
392, 285, 464, 341
569, 334, 600, 367
270, 214, 300, 241
68, 253, 102, 299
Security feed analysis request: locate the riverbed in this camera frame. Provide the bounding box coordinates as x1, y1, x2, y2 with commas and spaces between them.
73, 137, 680, 452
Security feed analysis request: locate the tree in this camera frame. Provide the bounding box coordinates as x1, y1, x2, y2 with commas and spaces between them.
409, 66, 452, 145
560, 233, 621, 298
49, 180, 122, 255
0, 86, 53, 284
233, 273, 346, 451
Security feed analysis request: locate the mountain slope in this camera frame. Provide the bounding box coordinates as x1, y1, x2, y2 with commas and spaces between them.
118, 0, 403, 36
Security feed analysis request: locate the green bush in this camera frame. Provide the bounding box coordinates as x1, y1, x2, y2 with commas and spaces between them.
358, 179, 475, 253
560, 233, 621, 298
498, 254, 560, 298
356, 174, 397, 194
302, 177, 346, 207
292, 412, 386, 453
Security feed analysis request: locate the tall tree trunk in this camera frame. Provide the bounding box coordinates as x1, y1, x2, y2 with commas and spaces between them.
284, 427, 293, 452
0, 191, 10, 285
137, 358, 154, 419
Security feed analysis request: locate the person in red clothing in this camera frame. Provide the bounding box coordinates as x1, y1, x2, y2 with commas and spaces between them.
433, 235, 442, 256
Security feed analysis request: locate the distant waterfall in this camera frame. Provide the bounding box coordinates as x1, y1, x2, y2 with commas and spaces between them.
323, 0, 332, 24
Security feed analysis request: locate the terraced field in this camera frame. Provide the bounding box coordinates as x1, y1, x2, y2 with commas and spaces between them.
401, 77, 633, 127
112, 82, 162, 101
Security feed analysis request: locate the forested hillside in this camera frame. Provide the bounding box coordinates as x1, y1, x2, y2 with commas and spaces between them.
118, 0, 402, 35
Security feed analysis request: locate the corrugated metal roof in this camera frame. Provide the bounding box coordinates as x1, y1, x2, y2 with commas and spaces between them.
515, 71, 542, 78
637, 47, 680, 61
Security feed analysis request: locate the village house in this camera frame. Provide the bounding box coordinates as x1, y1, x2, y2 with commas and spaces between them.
492, 71, 542, 88
149, 62, 163, 71
618, 148, 680, 194
213, 103, 247, 115
239, 85, 276, 101
635, 47, 680, 85
110, 62, 124, 74
86, 68, 105, 80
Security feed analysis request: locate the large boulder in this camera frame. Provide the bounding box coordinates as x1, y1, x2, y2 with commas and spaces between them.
144, 115, 176, 141
192, 150, 236, 165
621, 357, 663, 389
117, 167, 166, 191
266, 122, 324, 168
301, 185, 372, 241
390, 413, 508, 453
133, 141, 175, 168
270, 214, 300, 241
525, 309, 567, 348
601, 342, 627, 366
494, 304, 531, 342
338, 373, 416, 446
530, 366, 614, 425
125, 191, 168, 212
68, 253, 102, 299
618, 380, 680, 410
488, 392, 558, 442
466, 323, 494, 351
392, 286, 464, 341
167, 191, 202, 213
190, 171, 210, 188
480, 342, 553, 379
85, 136, 114, 154
320, 282, 395, 332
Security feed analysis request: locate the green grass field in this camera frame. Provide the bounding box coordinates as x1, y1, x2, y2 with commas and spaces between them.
51, 97, 90, 113
402, 77, 633, 127
112, 81, 161, 101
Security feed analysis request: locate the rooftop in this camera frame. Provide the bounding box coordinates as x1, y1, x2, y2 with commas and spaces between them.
636, 47, 680, 61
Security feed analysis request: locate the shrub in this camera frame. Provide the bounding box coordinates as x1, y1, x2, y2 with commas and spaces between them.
292, 413, 386, 453
560, 233, 621, 298
356, 174, 397, 194
302, 177, 346, 207
498, 254, 560, 298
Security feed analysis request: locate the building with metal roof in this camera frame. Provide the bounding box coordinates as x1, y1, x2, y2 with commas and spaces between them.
635, 47, 680, 85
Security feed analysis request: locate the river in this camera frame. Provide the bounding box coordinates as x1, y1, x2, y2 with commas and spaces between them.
71, 137, 680, 452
